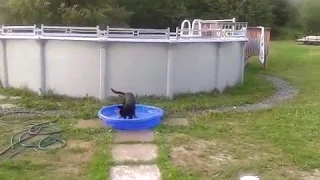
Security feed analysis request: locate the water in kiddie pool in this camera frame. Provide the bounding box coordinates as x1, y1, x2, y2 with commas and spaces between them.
107, 106, 160, 119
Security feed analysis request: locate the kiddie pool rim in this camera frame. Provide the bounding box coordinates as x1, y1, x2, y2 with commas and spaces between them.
98, 104, 164, 123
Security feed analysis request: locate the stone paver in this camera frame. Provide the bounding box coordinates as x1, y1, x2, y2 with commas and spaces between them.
74, 119, 102, 129
114, 131, 154, 143
112, 144, 157, 163
0, 104, 18, 109
9, 96, 21, 100
0, 95, 7, 100
162, 118, 189, 126
110, 164, 161, 180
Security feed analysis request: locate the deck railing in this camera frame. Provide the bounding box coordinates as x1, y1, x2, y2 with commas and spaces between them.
0, 22, 247, 40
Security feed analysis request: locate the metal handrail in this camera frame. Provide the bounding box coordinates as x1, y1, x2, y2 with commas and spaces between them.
0, 22, 248, 40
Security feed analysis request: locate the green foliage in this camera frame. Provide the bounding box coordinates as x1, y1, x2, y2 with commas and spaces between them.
270, 0, 301, 37
116, 0, 188, 28
118, 0, 274, 29
0, 0, 132, 26
0, 0, 52, 24
302, 0, 320, 34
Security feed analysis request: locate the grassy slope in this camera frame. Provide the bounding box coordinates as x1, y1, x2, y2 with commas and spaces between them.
157, 41, 320, 179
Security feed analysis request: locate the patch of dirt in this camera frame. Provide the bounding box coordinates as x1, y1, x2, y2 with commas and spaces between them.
54, 140, 93, 176
67, 139, 92, 149
13, 139, 94, 178
74, 119, 102, 129
0, 123, 26, 135
299, 169, 320, 180
168, 134, 233, 172
275, 167, 320, 180
167, 134, 318, 179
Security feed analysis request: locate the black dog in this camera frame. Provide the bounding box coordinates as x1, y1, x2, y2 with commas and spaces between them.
111, 88, 137, 119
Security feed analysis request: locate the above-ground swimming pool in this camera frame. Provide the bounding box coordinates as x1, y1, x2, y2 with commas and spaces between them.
0, 19, 271, 100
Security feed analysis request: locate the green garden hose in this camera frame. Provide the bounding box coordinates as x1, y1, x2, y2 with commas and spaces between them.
0, 112, 67, 159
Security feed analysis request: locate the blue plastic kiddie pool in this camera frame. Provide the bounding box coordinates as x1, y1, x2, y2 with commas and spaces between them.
98, 104, 164, 131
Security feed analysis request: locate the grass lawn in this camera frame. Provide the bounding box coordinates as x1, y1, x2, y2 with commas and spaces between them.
0, 41, 319, 180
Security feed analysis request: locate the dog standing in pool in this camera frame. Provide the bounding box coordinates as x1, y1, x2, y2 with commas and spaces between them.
111, 88, 137, 119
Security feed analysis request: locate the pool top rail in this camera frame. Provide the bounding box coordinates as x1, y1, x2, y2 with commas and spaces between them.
0, 22, 248, 40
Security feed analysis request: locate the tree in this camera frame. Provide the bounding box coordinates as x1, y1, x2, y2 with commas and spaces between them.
302, 0, 320, 34
269, 0, 301, 37
237, 0, 273, 26
117, 0, 188, 28
0, 0, 132, 27
0, 0, 53, 24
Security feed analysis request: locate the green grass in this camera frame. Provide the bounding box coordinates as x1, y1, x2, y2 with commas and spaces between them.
0, 41, 319, 180
156, 41, 320, 180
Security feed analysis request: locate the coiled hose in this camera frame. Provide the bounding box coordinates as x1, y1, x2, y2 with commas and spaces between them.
0, 111, 67, 159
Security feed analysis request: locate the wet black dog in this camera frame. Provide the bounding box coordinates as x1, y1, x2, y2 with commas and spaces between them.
111, 88, 137, 119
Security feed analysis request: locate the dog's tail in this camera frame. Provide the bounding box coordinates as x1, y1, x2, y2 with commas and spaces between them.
111, 88, 125, 96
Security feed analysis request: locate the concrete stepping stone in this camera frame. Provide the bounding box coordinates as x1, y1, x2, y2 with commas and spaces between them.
9, 96, 21, 100
112, 144, 157, 163
74, 119, 102, 129
0, 104, 18, 109
110, 164, 161, 180
162, 118, 189, 126
114, 130, 154, 143
0, 95, 7, 100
